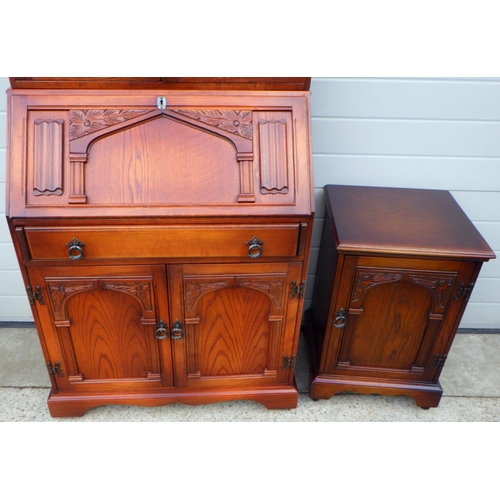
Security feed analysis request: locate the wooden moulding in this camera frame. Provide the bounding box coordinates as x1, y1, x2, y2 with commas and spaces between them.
9, 77, 311, 91
46, 384, 300, 417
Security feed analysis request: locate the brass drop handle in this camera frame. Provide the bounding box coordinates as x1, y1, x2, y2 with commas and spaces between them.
171, 320, 184, 340
155, 320, 169, 340
333, 308, 347, 328
246, 236, 264, 259
67, 237, 86, 260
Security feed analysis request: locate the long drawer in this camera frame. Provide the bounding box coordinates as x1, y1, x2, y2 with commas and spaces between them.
24, 224, 301, 260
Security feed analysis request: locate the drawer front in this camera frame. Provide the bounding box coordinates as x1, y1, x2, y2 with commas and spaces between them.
24, 225, 301, 260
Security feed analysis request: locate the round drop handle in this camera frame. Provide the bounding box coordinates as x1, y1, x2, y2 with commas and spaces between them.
333, 308, 347, 328
171, 320, 184, 340
67, 238, 86, 260
155, 320, 169, 340
246, 236, 264, 259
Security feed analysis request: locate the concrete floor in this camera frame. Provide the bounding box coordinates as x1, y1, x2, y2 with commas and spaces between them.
1, 327, 499, 421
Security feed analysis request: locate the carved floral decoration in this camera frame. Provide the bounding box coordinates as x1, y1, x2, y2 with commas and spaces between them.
101, 281, 153, 311
69, 109, 150, 140
172, 109, 253, 139
352, 271, 454, 309
48, 282, 96, 312
236, 278, 284, 308
352, 273, 403, 301
184, 280, 233, 311
408, 275, 454, 308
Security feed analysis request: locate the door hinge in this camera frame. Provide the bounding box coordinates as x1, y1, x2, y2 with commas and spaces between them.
282, 355, 296, 370
46, 361, 63, 377
26, 285, 45, 305
454, 282, 475, 301
430, 354, 448, 370
290, 280, 305, 300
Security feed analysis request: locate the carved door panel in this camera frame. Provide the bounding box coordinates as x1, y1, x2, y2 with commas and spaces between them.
27, 265, 174, 392
168, 262, 303, 389
325, 257, 474, 382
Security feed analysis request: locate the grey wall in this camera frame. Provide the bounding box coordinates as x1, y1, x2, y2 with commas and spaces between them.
306, 78, 500, 328
0, 77, 28, 321
1, 77, 499, 327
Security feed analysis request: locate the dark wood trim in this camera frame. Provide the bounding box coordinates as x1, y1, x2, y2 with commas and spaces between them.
9, 77, 311, 91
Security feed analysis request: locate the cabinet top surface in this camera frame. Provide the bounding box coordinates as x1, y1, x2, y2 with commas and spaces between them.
325, 184, 496, 261
9, 77, 311, 91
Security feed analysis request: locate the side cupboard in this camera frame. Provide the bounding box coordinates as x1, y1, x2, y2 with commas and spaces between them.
305, 185, 495, 408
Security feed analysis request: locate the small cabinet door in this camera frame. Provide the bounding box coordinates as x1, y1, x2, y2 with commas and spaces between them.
27, 265, 174, 392
167, 262, 303, 389
323, 256, 476, 382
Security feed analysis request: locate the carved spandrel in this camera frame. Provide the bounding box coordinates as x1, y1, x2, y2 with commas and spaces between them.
101, 281, 153, 311
184, 276, 285, 316
33, 119, 64, 196
47, 281, 97, 320
236, 277, 285, 308
352, 270, 455, 309
69, 109, 150, 140
352, 272, 403, 301
171, 109, 253, 139
48, 282, 96, 311
408, 275, 454, 308
184, 279, 233, 311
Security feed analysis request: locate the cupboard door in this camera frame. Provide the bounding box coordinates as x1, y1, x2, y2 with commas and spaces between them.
168, 262, 303, 389
324, 257, 474, 382
27, 265, 174, 392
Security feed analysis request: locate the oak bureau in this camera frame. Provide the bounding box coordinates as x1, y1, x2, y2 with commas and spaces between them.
5, 77, 314, 417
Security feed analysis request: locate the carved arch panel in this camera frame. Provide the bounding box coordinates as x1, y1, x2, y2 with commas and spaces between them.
80, 115, 246, 206
25, 264, 177, 393
351, 269, 456, 312
175, 266, 297, 387
30, 268, 166, 388
46, 277, 155, 323
334, 266, 460, 377
68, 108, 255, 205
69, 108, 253, 157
